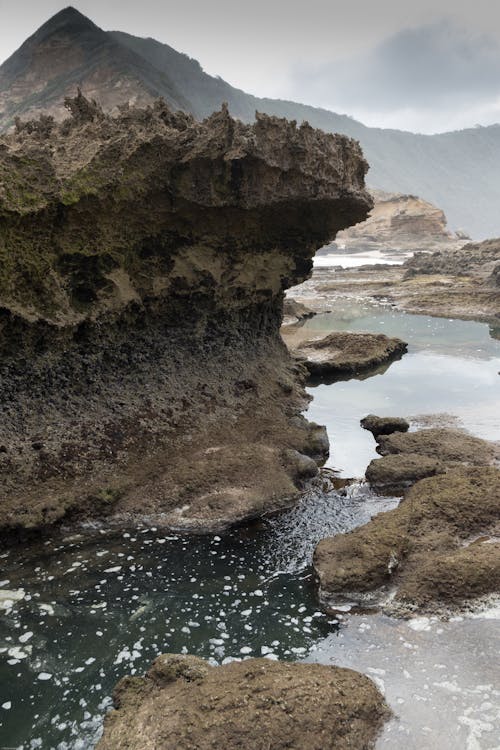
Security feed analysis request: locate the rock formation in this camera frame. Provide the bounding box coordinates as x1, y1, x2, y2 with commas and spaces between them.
404, 237, 500, 279
360, 414, 409, 438
314, 467, 500, 615
289, 237, 500, 324
314, 427, 500, 614
288, 331, 407, 380
3, 9, 500, 237
97, 654, 389, 750
365, 427, 499, 492
331, 190, 467, 255
0, 96, 371, 536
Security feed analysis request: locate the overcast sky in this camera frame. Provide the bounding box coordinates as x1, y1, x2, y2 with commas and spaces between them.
0, 0, 499, 133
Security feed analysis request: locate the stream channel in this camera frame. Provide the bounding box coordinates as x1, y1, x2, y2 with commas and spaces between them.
1, 268, 499, 749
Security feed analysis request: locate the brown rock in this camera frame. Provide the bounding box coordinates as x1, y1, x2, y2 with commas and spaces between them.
314, 467, 500, 613
360, 414, 409, 438
291, 331, 407, 379
365, 428, 498, 492
365, 452, 445, 490
97, 655, 389, 750
0, 97, 370, 537
333, 189, 466, 254
376, 427, 499, 464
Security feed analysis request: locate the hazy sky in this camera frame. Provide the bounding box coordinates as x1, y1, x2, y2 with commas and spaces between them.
0, 0, 499, 133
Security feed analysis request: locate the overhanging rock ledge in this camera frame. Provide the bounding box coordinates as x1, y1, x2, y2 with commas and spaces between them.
0, 96, 371, 536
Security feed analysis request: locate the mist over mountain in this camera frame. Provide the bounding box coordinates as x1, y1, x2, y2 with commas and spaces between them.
291, 21, 500, 133
1, 7, 500, 238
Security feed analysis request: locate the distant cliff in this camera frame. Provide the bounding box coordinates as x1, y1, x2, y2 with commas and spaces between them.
1, 7, 500, 238
332, 190, 468, 253
0, 96, 370, 536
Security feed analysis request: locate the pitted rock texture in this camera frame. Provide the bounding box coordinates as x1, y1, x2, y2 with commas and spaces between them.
0, 97, 371, 535
97, 654, 389, 750
314, 466, 500, 615
360, 414, 409, 438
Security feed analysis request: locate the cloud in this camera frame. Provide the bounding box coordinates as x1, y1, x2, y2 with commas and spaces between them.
290, 21, 500, 132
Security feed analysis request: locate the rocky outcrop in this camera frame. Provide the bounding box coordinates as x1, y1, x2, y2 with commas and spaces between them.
404, 237, 500, 279
331, 190, 467, 255
289, 331, 407, 380
314, 467, 500, 614
360, 414, 409, 438
290, 237, 500, 324
0, 96, 371, 536
282, 298, 316, 326
97, 654, 389, 750
365, 428, 499, 492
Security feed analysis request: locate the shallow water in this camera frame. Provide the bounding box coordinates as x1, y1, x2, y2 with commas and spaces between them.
313, 249, 407, 268
0, 485, 397, 749
300, 300, 500, 476
307, 613, 500, 750
1, 299, 499, 748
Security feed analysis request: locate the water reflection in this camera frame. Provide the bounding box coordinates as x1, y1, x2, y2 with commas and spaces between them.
300, 302, 500, 476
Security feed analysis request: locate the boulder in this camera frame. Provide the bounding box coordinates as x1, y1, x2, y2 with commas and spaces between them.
360, 414, 409, 438
314, 467, 500, 614
365, 427, 498, 492
291, 332, 407, 380
97, 654, 389, 750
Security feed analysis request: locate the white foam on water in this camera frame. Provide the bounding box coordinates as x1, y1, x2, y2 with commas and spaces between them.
306, 613, 500, 750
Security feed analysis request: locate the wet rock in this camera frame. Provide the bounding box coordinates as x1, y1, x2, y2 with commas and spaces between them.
98, 655, 389, 750
291, 332, 407, 379
302, 422, 330, 464
360, 414, 409, 438
314, 467, 500, 614
403, 237, 500, 279
0, 97, 371, 536
365, 428, 498, 493
290, 237, 500, 325
365, 452, 445, 491
375, 427, 498, 464
283, 450, 320, 483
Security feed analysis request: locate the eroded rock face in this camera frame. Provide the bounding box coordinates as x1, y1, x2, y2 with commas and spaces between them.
0, 97, 371, 535
97, 654, 389, 750
332, 189, 467, 254
314, 467, 500, 614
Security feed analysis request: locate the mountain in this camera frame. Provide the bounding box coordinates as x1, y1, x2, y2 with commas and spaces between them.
1, 7, 500, 238
0, 7, 190, 126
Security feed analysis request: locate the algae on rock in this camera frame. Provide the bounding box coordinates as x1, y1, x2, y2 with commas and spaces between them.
0, 96, 371, 535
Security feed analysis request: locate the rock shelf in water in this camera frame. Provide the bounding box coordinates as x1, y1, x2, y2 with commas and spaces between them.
289, 331, 407, 379
0, 95, 371, 536
97, 654, 389, 750
314, 459, 500, 615
365, 427, 499, 492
